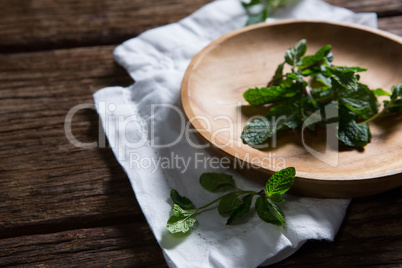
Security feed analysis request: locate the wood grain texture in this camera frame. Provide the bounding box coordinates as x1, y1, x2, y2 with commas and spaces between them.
0, 0, 400, 52
0, 223, 167, 267
0, 0, 401, 267
378, 15, 402, 36
0, 0, 213, 52
0, 46, 139, 236
325, 0, 402, 16
272, 187, 402, 267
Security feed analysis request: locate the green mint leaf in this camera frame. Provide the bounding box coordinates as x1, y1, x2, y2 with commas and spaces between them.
285, 39, 307, 66
391, 83, 402, 98
199, 173, 235, 192
170, 189, 193, 210
280, 103, 303, 129
245, 12, 267, 25
325, 52, 334, 62
335, 66, 367, 73
314, 73, 332, 88
328, 66, 358, 91
267, 199, 286, 228
171, 204, 195, 217
167, 214, 197, 234
339, 83, 379, 120
301, 97, 320, 131
241, 0, 261, 7
241, 102, 301, 145
255, 197, 281, 225
218, 192, 242, 215
387, 99, 402, 113
372, 88, 391, 97
273, 62, 285, 81
226, 194, 254, 225
241, 117, 275, 145
286, 72, 301, 80
269, 193, 285, 203
243, 0, 290, 26
243, 86, 297, 106
337, 109, 372, 148
299, 44, 332, 69
265, 167, 296, 196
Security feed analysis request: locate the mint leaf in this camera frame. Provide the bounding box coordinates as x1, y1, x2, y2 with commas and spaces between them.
299, 44, 332, 69
273, 62, 285, 81
286, 72, 301, 80
241, 0, 261, 7
170, 189, 193, 210
172, 204, 195, 217
241, 102, 302, 146
167, 204, 197, 234
314, 73, 332, 88
285, 39, 307, 66
338, 121, 371, 148
226, 194, 254, 225
269, 193, 285, 203
267, 199, 286, 228
243, 86, 297, 106
332, 66, 367, 73
218, 192, 242, 215
242, 0, 290, 26
241, 117, 274, 146
328, 66, 358, 91
339, 83, 379, 120
337, 109, 372, 148
301, 97, 320, 131
255, 197, 281, 225
199, 173, 235, 192
245, 10, 268, 26
265, 167, 296, 196
167, 214, 197, 234
391, 83, 402, 98
372, 88, 391, 97
387, 99, 402, 113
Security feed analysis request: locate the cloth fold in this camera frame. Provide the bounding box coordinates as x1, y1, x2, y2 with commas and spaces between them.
93, 0, 376, 267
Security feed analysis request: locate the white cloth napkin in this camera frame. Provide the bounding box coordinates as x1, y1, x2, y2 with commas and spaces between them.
93, 0, 376, 267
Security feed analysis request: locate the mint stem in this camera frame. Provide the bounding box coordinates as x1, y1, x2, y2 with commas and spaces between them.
195, 190, 257, 212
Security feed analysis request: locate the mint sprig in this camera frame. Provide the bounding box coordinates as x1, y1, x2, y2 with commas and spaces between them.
166, 167, 296, 234
241, 39, 402, 149
242, 0, 291, 26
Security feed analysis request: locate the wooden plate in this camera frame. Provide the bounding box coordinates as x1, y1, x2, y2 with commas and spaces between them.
181, 20, 402, 198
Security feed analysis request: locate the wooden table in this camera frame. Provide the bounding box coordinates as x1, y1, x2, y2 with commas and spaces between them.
0, 0, 401, 266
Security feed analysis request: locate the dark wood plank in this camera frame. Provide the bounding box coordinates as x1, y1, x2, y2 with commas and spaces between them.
0, 46, 141, 237
0, 223, 167, 267
378, 15, 402, 36
0, 0, 400, 52
0, 0, 212, 52
325, 0, 402, 16
273, 187, 402, 267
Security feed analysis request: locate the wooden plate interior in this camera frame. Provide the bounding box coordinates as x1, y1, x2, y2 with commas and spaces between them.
181, 20, 402, 197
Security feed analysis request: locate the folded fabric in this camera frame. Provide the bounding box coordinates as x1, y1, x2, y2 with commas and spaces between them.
93, 0, 376, 267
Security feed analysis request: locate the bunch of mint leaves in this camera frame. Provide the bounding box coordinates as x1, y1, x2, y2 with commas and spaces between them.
166, 167, 295, 234
241, 39, 402, 148
242, 0, 291, 25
